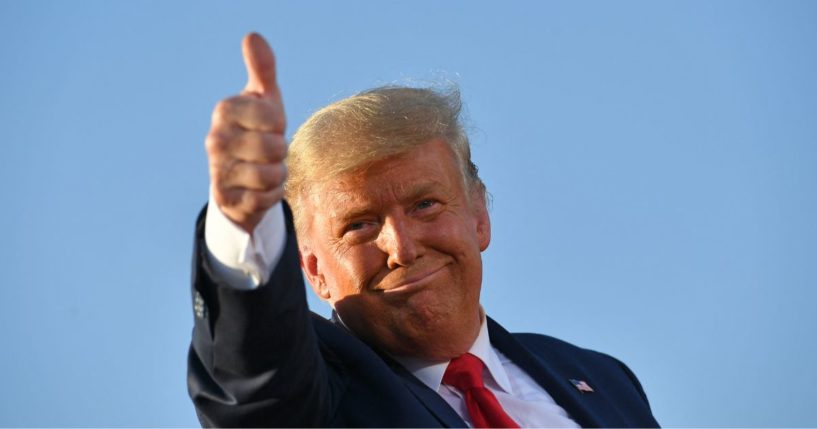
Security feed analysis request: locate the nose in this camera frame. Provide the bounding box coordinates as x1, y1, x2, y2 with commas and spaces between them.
377, 216, 419, 269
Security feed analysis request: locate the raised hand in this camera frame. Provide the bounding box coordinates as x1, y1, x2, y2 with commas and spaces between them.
205, 33, 287, 233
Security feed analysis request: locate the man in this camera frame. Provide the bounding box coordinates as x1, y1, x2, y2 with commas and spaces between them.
188, 33, 660, 427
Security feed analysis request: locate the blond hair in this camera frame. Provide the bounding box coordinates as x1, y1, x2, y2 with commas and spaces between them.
284, 85, 485, 234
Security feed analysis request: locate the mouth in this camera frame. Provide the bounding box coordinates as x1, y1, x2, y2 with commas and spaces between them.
376, 265, 447, 295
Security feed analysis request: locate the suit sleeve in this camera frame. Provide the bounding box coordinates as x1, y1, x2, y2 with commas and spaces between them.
187, 202, 331, 427
613, 356, 652, 408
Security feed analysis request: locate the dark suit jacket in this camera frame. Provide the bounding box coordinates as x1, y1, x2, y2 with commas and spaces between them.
188, 205, 660, 427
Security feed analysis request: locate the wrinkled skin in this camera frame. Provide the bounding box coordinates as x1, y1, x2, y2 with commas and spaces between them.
205, 33, 287, 233
205, 34, 490, 362
299, 139, 491, 361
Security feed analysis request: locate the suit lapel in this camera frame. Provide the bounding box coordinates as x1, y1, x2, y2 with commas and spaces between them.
331, 312, 465, 428
487, 317, 605, 428
379, 352, 466, 428
400, 370, 468, 428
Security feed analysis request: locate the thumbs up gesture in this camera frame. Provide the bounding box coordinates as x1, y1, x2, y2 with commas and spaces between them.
205, 33, 287, 233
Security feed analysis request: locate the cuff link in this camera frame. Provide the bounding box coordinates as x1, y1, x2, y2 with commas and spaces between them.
194, 291, 207, 319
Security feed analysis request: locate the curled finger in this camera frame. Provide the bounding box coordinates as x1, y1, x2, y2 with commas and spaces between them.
211, 95, 284, 133
219, 160, 287, 191
232, 131, 288, 163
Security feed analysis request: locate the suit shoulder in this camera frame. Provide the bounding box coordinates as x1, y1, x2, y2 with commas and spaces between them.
511, 332, 652, 406
511, 332, 631, 372
512, 332, 607, 358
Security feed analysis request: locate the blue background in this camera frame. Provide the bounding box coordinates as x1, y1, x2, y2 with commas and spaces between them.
2, 0, 815, 426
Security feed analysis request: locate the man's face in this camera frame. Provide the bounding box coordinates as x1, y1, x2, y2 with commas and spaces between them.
299, 139, 491, 361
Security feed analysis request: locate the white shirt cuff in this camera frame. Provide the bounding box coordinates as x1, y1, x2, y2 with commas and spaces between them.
203, 194, 287, 289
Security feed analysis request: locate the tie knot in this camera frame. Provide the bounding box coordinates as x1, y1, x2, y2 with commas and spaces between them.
443, 353, 486, 391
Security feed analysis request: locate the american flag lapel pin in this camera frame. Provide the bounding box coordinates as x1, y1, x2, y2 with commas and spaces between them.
569, 378, 595, 393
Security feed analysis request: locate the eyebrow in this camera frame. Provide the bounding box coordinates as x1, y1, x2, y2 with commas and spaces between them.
329, 180, 445, 222
400, 181, 442, 203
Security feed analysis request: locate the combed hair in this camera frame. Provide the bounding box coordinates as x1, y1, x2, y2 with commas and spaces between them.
284, 85, 485, 234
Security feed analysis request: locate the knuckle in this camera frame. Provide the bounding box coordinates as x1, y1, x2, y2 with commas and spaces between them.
249, 164, 270, 189
211, 95, 246, 123
280, 139, 289, 158
255, 101, 283, 132
262, 164, 285, 187
241, 164, 261, 189
211, 99, 231, 123
272, 106, 287, 131
205, 131, 227, 155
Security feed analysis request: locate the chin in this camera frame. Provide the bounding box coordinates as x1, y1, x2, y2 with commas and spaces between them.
397, 317, 479, 361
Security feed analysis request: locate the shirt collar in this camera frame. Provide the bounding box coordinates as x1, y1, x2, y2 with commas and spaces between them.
393, 312, 514, 395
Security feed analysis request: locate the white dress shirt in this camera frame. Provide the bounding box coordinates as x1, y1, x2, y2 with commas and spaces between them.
393, 316, 579, 428
203, 193, 286, 288
204, 201, 579, 428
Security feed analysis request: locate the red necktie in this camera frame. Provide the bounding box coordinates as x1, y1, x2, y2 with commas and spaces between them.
443, 353, 520, 428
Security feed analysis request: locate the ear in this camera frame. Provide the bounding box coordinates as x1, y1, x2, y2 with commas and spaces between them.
473, 194, 491, 252
299, 247, 331, 301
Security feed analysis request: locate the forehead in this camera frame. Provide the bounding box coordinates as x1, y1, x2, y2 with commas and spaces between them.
309, 139, 463, 216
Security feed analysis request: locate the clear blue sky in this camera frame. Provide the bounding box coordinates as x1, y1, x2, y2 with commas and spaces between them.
2, 0, 816, 426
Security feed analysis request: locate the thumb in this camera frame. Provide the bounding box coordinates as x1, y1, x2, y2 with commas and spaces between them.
242, 32, 279, 97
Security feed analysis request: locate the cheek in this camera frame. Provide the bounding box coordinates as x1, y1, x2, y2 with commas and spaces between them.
330, 245, 386, 294
428, 215, 483, 259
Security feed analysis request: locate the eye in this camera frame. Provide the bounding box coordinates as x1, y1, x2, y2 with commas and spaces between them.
341, 220, 379, 244
347, 222, 366, 231
343, 220, 377, 236
416, 199, 437, 210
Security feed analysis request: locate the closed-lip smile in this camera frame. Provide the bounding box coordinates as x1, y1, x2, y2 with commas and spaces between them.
379, 265, 447, 294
